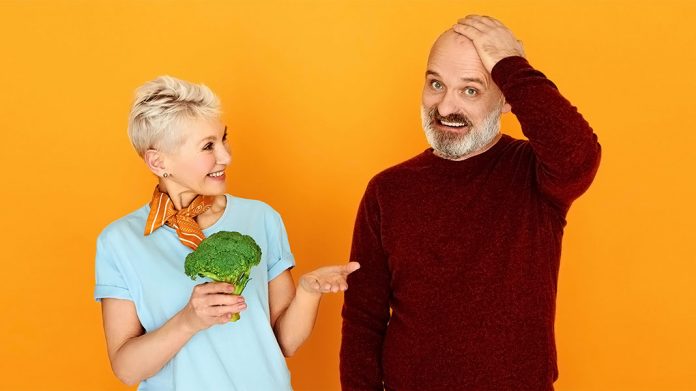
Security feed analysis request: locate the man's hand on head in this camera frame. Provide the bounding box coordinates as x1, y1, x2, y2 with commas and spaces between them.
453, 15, 525, 73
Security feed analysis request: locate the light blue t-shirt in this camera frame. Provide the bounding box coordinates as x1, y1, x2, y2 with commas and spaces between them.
94, 194, 294, 391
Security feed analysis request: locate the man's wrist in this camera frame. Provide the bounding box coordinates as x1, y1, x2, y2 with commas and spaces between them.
491, 56, 531, 90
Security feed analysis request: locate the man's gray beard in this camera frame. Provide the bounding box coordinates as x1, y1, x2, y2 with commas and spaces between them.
421, 104, 502, 160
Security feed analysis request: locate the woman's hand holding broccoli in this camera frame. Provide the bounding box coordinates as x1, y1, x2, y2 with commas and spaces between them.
184, 231, 261, 322
298, 262, 361, 295
181, 282, 247, 332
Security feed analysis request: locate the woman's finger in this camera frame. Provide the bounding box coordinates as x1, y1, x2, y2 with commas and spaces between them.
212, 313, 235, 324
195, 282, 235, 295
207, 303, 247, 318
206, 294, 245, 307
343, 262, 361, 275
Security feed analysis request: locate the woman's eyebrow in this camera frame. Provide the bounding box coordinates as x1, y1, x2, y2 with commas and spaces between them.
199, 126, 227, 143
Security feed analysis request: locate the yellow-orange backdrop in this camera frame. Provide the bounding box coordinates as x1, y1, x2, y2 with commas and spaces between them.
1, 1, 695, 390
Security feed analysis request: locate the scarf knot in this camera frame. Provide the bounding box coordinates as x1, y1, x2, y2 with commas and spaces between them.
144, 186, 214, 250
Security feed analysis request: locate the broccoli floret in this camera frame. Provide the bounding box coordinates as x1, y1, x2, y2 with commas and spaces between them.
184, 231, 262, 322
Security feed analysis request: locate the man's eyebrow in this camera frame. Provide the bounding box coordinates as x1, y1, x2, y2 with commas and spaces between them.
460, 77, 485, 85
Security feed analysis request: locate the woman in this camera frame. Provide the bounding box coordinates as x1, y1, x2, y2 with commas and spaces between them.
94, 75, 359, 390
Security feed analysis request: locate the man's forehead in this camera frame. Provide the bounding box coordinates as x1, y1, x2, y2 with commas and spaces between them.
427, 30, 490, 82
426, 69, 486, 86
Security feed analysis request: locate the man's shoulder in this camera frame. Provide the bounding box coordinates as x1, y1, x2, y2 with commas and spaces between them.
497, 134, 533, 155
370, 149, 433, 184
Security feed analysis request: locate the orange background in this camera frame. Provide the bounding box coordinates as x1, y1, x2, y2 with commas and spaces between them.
1, 1, 695, 390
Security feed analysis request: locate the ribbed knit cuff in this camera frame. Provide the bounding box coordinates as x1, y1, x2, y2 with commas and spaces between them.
491, 56, 531, 89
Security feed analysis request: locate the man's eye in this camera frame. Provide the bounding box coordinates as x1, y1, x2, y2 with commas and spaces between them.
430, 80, 444, 90
463, 87, 478, 96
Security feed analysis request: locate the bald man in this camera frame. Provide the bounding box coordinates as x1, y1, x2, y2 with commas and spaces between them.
340, 16, 601, 391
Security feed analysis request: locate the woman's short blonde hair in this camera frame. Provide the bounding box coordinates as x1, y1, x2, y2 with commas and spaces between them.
128, 75, 221, 157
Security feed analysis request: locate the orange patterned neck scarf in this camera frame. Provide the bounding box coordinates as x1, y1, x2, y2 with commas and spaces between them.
144, 186, 214, 250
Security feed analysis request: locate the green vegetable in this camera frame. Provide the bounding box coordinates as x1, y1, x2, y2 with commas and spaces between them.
184, 231, 262, 322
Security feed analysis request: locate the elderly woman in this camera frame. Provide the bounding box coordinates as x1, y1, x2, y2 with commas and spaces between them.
94, 76, 358, 390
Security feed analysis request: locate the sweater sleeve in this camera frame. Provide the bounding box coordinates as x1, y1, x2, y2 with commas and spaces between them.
340, 179, 392, 391
492, 56, 601, 211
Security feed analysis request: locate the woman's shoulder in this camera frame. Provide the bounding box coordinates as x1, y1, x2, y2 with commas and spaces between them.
226, 194, 282, 217
97, 203, 150, 243
221, 194, 290, 232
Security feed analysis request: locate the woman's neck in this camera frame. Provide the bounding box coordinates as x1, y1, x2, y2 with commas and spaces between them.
156, 181, 227, 228
196, 195, 227, 230
157, 183, 198, 210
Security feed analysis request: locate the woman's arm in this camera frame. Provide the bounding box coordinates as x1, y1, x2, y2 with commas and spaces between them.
101, 282, 247, 385
270, 263, 360, 357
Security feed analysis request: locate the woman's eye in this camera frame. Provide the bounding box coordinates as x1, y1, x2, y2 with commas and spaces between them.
430, 80, 444, 90
203, 142, 214, 151
463, 87, 478, 96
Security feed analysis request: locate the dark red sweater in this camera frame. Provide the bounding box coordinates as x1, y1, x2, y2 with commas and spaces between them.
340, 57, 601, 391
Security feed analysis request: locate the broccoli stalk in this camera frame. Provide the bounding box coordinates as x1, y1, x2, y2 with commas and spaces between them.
184, 231, 262, 322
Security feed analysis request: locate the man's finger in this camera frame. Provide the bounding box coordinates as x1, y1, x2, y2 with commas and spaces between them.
452, 24, 478, 42
459, 15, 493, 28
466, 15, 495, 26
479, 15, 501, 27
452, 21, 481, 34
462, 18, 491, 32
452, 23, 481, 39
457, 14, 482, 23
489, 17, 505, 27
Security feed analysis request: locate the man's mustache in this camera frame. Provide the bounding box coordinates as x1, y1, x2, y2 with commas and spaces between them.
429, 108, 473, 127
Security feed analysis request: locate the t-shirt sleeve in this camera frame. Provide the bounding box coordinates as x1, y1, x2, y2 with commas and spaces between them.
266, 210, 295, 281
94, 234, 132, 302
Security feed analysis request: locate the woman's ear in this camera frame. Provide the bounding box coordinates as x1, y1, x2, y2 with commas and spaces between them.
143, 149, 166, 177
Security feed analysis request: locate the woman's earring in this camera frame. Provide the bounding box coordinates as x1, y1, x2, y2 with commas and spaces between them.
163, 172, 169, 178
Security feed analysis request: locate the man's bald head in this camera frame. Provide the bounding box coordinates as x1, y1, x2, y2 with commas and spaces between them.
427, 29, 485, 74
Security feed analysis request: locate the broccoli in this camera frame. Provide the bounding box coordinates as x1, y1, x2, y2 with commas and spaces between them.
184, 231, 262, 322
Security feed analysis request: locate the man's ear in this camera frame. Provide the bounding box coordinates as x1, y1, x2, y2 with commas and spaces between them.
502, 101, 512, 114
143, 149, 166, 177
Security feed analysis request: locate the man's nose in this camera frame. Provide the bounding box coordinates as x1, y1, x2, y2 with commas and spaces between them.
436, 90, 460, 117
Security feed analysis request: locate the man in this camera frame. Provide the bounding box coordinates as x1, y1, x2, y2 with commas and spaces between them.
340, 15, 601, 391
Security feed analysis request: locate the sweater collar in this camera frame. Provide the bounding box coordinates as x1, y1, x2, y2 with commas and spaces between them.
421, 134, 511, 168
